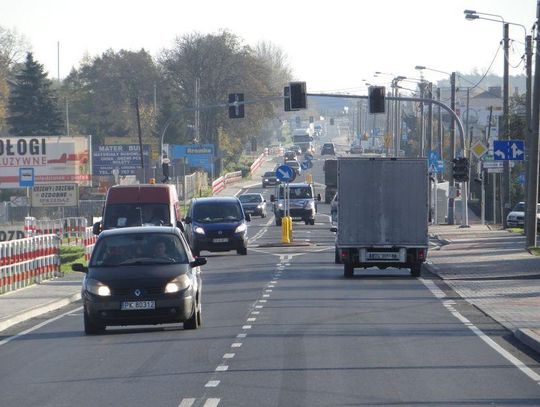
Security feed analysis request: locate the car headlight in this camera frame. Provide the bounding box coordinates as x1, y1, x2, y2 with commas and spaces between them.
507, 215, 516, 221
277, 202, 284, 209
86, 278, 111, 297
194, 226, 205, 235
257, 203, 265, 208
165, 274, 191, 293
235, 223, 247, 234
264, 178, 269, 181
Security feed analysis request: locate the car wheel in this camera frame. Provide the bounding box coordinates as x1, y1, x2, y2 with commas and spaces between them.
184, 300, 200, 330
237, 246, 247, 255
410, 263, 422, 277
309, 219, 315, 225
344, 263, 354, 278
335, 247, 341, 264
84, 310, 105, 335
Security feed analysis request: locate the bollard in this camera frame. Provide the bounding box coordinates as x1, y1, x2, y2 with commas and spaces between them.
281, 217, 290, 243
287, 216, 293, 242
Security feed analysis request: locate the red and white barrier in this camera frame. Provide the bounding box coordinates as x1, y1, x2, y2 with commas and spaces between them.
24, 216, 88, 245
250, 153, 266, 177
212, 176, 226, 195
83, 227, 97, 261
0, 234, 60, 294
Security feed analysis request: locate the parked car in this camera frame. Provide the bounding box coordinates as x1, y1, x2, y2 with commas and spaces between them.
321, 142, 336, 155
262, 171, 278, 188
506, 202, 540, 228
238, 193, 267, 218
72, 226, 205, 335
349, 144, 363, 154
183, 197, 250, 256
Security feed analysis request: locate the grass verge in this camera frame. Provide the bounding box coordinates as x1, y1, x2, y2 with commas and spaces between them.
528, 247, 540, 256
60, 245, 86, 274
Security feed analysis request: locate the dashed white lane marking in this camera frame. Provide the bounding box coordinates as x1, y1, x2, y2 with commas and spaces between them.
259, 299, 267, 303
421, 278, 540, 385
255, 305, 263, 309
265, 289, 272, 292
205, 380, 220, 388
262, 294, 270, 298
231, 343, 242, 348
215, 365, 229, 372
178, 398, 196, 407
0, 306, 83, 347
223, 353, 235, 359
247, 317, 256, 322
203, 399, 221, 407
237, 333, 247, 338
252, 311, 260, 315
242, 325, 252, 329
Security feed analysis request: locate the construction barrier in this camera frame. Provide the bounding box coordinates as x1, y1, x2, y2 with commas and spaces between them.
250, 153, 266, 177
212, 176, 226, 195
83, 227, 97, 261
212, 171, 243, 196
0, 234, 60, 294
24, 216, 88, 244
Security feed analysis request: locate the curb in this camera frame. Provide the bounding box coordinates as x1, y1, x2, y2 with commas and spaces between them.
514, 328, 540, 354
0, 292, 81, 333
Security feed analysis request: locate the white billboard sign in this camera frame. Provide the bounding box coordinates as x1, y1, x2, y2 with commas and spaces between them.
31, 184, 79, 207
0, 136, 91, 189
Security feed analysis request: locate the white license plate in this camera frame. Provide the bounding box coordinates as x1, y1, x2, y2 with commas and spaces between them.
213, 238, 229, 243
121, 301, 155, 311
367, 252, 399, 260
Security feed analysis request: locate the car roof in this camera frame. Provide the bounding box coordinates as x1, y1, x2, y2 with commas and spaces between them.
192, 196, 240, 204
240, 193, 262, 197
279, 182, 311, 187
98, 226, 181, 238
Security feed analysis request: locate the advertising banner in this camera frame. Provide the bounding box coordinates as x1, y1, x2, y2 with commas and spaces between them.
31, 184, 79, 207
169, 144, 214, 173
0, 225, 25, 241
0, 136, 91, 188
92, 144, 150, 176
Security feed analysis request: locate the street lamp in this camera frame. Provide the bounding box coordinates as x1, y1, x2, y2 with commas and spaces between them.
463, 10, 538, 247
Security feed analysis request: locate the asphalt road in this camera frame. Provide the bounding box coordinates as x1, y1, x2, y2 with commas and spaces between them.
1, 137, 540, 406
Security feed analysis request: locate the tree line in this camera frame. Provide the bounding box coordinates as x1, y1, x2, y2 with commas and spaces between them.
0, 27, 292, 172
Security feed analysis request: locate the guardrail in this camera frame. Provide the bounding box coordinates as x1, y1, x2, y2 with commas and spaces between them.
0, 234, 60, 294
250, 152, 266, 177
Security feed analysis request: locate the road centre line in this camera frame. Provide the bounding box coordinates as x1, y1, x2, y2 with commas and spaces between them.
421, 278, 540, 385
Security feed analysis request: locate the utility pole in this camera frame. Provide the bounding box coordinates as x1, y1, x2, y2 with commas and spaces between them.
419, 82, 425, 156
437, 88, 443, 170
448, 72, 456, 224
502, 22, 510, 228
526, 5, 540, 247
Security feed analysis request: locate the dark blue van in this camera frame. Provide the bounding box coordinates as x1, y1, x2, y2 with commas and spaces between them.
183, 197, 250, 256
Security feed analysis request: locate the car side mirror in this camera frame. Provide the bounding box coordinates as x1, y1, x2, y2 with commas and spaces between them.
72, 263, 88, 273
245, 214, 251, 222
317, 194, 321, 202
330, 226, 338, 233
190, 257, 207, 267
184, 216, 192, 224
92, 222, 101, 235
270, 195, 275, 202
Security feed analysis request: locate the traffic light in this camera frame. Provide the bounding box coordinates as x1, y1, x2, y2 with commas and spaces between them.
452, 157, 469, 182
228, 93, 244, 118
289, 81, 307, 110
369, 86, 386, 114
284, 86, 291, 111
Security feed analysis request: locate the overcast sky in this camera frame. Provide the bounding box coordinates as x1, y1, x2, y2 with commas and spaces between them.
1, 0, 536, 93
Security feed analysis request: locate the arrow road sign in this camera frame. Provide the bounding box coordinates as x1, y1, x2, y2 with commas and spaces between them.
300, 160, 312, 171
493, 140, 525, 161
275, 164, 296, 182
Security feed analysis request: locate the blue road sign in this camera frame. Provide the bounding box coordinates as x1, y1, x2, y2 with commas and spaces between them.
275, 165, 296, 182
19, 167, 34, 187
304, 152, 314, 161
493, 140, 525, 160
300, 160, 312, 171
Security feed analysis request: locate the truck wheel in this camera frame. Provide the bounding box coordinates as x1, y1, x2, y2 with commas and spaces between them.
304, 219, 309, 225
334, 247, 341, 264
344, 263, 354, 278
275, 217, 282, 226
410, 263, 422, 277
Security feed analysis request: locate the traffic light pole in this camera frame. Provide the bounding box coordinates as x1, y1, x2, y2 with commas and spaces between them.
308, 92, 468, 227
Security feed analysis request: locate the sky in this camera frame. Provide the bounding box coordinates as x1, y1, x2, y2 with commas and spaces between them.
0, 0, 536, 93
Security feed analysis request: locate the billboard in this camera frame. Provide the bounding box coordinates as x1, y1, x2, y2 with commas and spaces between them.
31, 184, 79, 207
0, 136, 91, 188
92, 144, 150, 176
169, 144, 214, 173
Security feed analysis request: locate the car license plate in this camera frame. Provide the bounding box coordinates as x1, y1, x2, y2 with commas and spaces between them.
213, 238, 229, 243
121, 301, 155, 311
367, 252, 399, 260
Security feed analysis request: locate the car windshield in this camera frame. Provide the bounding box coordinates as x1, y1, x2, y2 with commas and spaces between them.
264, 172, 275, 177
286, 161, 299, 168
193, 202, 242, 222
103, 203, 170, 228
239, 194, 262, 203
513, 203, 525, 212
90, 233, 187, 266
278, 186, 313, 199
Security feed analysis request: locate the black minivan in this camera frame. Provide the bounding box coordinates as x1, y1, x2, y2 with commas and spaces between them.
183, 197, 250, 256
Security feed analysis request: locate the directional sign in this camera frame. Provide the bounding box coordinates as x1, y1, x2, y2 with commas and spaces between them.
19, 168, 34, 187
275, 164, 296, 182
300, 160, 312, 171
493, 140, 525, 161
304, 152, 314, 161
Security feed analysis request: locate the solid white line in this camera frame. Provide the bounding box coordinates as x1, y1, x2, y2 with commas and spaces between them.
203, 398, 221, 407
421, 279, 540, 384
0, 306, 83, 347
178, 398, 196, 407
205, 380, 220, 387
419, 278, 446, 299
223, 353, 235, 359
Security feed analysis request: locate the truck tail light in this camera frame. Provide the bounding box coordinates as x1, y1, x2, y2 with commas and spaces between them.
418, 249, 426, 261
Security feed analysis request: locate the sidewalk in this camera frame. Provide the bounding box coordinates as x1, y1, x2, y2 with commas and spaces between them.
427, 209, 540, 354
2, 189, 540, 357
